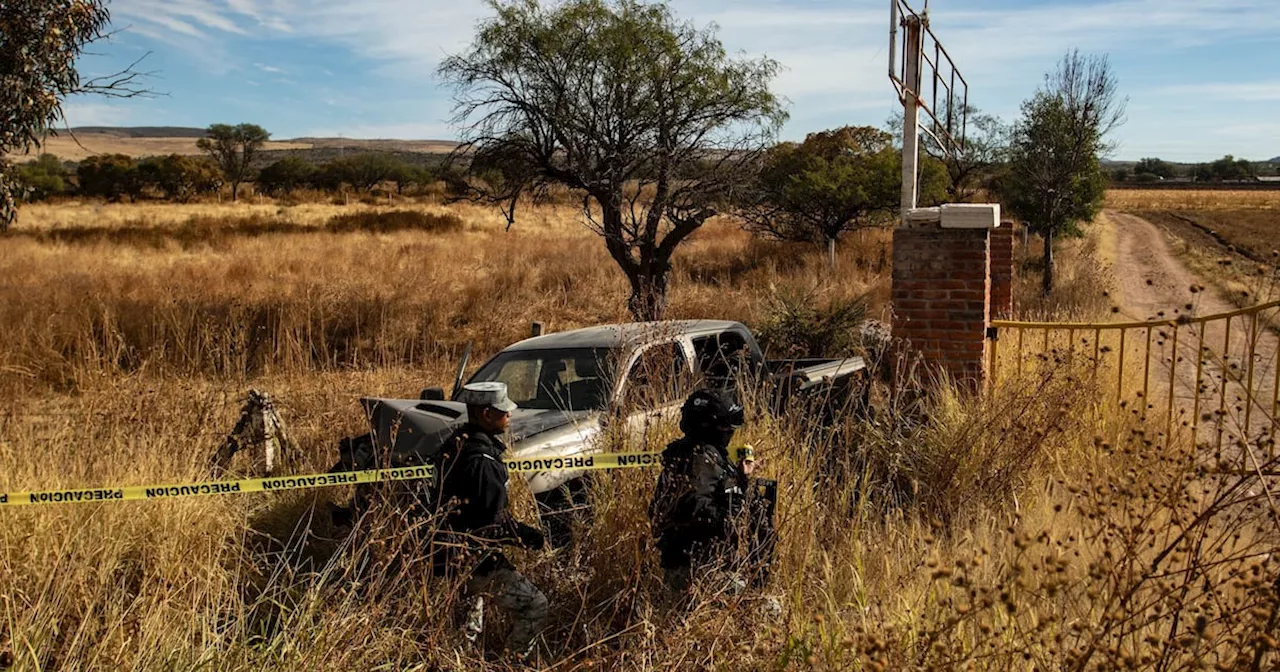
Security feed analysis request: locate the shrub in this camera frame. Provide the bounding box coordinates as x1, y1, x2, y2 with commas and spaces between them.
257, 156, 317, 196
14, 154, 69, 201
318, 154, 407, 192
146, 154, 223, 202
756, 285, 868, 358
77, 154, 139, 202
324, 210, 464, 234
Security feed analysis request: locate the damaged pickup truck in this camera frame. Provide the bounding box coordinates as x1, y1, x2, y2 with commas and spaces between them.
331, 319, 867, 538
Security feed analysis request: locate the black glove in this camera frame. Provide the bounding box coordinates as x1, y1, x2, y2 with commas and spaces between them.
516, 522, 546, 551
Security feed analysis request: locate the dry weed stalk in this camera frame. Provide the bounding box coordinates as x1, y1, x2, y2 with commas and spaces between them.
5, 201, 1274, 669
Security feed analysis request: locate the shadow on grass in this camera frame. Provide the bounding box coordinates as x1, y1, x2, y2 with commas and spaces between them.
10, 210, 464, 249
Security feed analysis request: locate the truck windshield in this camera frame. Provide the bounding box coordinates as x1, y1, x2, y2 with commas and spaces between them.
466, 348, 618, 411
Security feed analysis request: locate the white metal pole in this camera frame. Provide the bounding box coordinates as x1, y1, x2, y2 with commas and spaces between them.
900, 15, 923, 219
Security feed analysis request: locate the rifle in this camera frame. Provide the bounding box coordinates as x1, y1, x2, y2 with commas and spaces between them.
744, 477, 778, 587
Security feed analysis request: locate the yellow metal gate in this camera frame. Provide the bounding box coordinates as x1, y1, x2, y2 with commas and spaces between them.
990, 300, 1280, 454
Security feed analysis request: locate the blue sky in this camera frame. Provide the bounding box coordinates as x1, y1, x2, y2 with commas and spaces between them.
65, 0, 1280, 162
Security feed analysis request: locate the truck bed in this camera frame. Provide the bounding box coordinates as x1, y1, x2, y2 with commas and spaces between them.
765, 357, 867, 391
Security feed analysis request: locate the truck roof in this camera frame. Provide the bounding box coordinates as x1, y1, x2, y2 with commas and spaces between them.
504, 320, 745, 352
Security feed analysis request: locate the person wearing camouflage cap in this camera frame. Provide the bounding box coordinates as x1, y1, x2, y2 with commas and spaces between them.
431, 382, 548, 658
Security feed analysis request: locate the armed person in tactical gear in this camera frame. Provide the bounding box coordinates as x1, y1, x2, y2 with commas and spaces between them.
431, 382, 549, 658
650, 388, 761, 593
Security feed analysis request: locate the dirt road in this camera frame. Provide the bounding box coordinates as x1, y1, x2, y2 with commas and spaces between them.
1102, 211, 1279, 449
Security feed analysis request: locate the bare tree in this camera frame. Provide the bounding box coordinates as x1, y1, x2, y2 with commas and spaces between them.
440, 0, 786, 321
0, 0, 150, 230
1001, 51, 1126, 295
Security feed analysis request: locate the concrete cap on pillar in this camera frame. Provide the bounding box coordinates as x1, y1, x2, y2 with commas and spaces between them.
939, 203, 1001, 229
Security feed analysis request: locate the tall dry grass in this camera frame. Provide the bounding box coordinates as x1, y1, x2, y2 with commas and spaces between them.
0, 203, 887, 397
1106, 189, 1280, 211
5, 347, 1277, 669
3, 201, 1277, 670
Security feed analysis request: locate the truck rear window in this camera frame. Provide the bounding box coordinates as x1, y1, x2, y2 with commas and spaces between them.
467, 348, 619, 411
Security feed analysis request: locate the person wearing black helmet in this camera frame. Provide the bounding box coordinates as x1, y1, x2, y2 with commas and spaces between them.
649, 388, 755, 592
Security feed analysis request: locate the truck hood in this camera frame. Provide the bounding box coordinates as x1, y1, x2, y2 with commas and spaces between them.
360, 397, 598, 467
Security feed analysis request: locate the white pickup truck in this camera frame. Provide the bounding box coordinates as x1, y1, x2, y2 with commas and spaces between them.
332, 320, 866, 534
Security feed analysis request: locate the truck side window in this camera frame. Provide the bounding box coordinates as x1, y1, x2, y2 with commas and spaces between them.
692, 332, 752, 388
622, 343, 688, 409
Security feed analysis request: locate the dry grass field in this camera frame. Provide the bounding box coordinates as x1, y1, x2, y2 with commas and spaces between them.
7, 133, 314, 161
1109, 189, 1280, 307
2, 197, 1278, 670
1106, 188, 1280, 211
6, 133, 458, 161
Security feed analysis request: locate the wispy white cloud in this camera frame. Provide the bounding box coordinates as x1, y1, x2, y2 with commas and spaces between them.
1210, 122, 1280, 138
255, 62, 284, 74
99, 0, 1280, 156
112, 0, 252, 40
60, 101, 133, 127
1152, 81, 1280, 102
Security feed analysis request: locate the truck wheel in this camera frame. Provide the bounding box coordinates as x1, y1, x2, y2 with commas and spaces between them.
534, 476, 593, 549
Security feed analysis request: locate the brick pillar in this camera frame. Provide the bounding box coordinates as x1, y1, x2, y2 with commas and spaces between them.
892, 227, 992, 389
990, 223, 1015, 319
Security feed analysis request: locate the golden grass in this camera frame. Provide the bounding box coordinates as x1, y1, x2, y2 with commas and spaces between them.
2, 201, 1277, 670
0, 201, 887, 396
1106, 188, 1280, 211
6, 133, 314, 161
13, 199, 516, 231
5, 350, 1274, 669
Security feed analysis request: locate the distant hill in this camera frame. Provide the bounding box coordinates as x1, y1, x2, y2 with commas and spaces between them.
4, 127, 458, 162
1270, 156, 1280, 163
68, 126, 208, 139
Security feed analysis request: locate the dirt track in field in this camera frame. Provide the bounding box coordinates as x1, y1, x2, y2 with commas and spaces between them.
1103, 210, 1279, 449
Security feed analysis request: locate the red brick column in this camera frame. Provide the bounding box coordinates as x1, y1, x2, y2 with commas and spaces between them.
892, 227, 992, 389
990, 224, 1015, 319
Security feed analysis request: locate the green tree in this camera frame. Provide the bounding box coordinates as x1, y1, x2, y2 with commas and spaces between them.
740, 126, 941, 263
15, 154, 69, 201
77, 154, 139, 202
257, 156, 317, 196
1001, 51, 1124, 296
1134, 157, 1176, 180
440, 0, 785, 321
888, 104, 1009, 202
323, 153, 404, 192
152, 154, 221, 202
1209, 155, 1255, 182
196, 123, 270, 201
390, 162, 435, 195
0, 0, 147, 229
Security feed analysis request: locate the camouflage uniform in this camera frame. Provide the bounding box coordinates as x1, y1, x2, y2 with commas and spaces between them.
431, 392, 548, 655
650, 390, 752, 593
650, 435, 748, 591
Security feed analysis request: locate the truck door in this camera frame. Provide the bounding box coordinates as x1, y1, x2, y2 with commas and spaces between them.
691, 328, 762, 391
619, 341, 693, 448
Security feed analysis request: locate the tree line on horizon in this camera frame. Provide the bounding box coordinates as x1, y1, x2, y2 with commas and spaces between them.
1110, 155, 1276, 184
10, 123, 458, 204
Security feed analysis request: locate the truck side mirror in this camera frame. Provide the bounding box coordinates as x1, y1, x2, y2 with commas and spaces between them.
420, 387, 446, 401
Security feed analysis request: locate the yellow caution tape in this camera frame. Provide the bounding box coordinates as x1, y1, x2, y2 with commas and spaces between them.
0, 450, 669, 508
